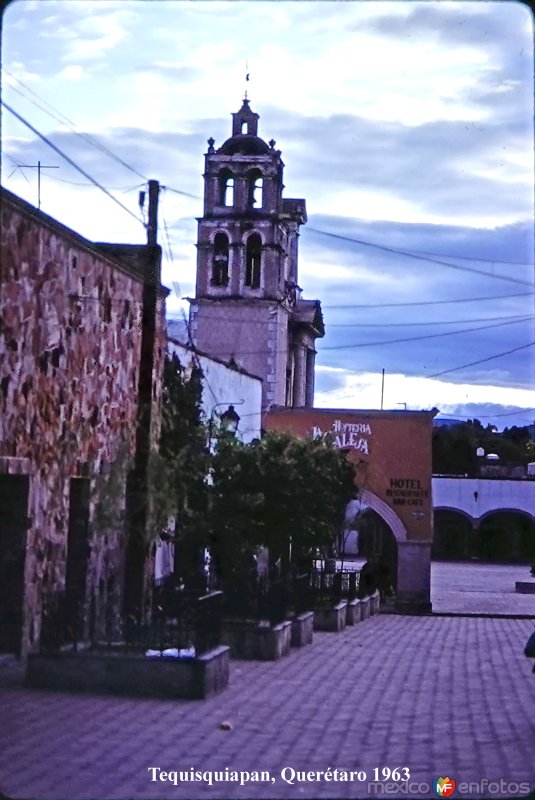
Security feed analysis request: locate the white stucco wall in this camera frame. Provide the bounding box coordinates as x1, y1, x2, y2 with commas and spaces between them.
432, 477, 535, 523
167, 338, 262, 443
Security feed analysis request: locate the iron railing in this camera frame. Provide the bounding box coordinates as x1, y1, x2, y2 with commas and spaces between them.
124, 590, 223, 656
223, 570, 289, 625
39, 587, 223, 657
222, 567, 362, 623
308, 569, 360, 606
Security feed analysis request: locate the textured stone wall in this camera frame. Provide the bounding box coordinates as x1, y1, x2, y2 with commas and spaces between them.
0, 190, 166, 653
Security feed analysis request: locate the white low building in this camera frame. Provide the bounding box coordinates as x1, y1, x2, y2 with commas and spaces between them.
167, 319, 262, 444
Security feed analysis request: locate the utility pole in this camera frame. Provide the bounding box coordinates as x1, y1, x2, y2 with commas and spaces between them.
125, 179, 162, 620
380, 369, 385, 410
147, 179, 159, 248
17, 160, 58, 209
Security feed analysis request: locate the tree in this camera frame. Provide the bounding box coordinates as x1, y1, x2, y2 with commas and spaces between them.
433, 421, 534, 475
153, 352, 210, 588
208, 430, 357, 581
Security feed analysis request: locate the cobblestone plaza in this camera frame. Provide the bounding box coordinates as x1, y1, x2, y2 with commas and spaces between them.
1, 563, 534, 800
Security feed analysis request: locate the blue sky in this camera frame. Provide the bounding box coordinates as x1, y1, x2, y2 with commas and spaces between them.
1, 0, 534, 429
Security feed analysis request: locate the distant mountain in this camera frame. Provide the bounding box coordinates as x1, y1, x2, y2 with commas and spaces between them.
433, 417, 465, 428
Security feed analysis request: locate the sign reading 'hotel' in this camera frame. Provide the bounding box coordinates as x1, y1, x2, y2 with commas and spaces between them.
311, 419, 372, 454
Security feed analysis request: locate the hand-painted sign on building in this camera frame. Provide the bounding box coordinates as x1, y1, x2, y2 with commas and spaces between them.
265, 406, 437, 614
386, 478, 429, 507
311, 419, 372, 455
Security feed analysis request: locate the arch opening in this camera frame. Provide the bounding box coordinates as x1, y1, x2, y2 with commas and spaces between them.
245, 233, 262, 288
433, 509, 474, 560
247, 170, 263, 209
477, 511, 535, 563
340, 491, 408, 592
218, 170, 234, 207
211, 233, 229, 287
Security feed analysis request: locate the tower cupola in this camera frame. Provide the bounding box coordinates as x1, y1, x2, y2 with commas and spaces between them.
232, 98, 259, 136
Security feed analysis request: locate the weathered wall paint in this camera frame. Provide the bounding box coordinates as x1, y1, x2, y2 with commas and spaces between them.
0, 189, 167, 653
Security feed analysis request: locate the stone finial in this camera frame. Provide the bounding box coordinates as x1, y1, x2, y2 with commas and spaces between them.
269, 139, 276, 149
207, 137, 215, 153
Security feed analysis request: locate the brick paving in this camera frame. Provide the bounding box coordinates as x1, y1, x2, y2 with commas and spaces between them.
1, 614, 534, 800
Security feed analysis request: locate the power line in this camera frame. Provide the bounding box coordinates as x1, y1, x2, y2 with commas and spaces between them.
429, 341, 535, 378
437, 408, 535, 420
322, 292, 535, 310
307, 227, 534, 288
160, 201, 220, 407
29, 171, 144, 191
3, 70, 148, 182
1, 100, 144, 228
190, 312, 533, 329
179, 316, 533, 360
355, 238, 533, 267
162, 184, 202, 200
321, 316, 534, 351
328, 314, 532, 327
6, 70, 533, 277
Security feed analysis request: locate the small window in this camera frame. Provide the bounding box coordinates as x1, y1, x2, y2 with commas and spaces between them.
241, 122, 248, 134
219, 170, 234, 207
248, 170, 263, 208
245, 234, 262, 289
212, 233, 229, 286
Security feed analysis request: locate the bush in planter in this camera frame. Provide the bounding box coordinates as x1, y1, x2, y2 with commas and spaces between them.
208, 431, 356, 620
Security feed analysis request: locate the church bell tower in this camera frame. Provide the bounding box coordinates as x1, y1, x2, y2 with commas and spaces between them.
189, 99, 324, 410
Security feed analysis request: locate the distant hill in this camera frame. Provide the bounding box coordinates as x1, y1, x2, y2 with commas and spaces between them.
433, 417, 465, 428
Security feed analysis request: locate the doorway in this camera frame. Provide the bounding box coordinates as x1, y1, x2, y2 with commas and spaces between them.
65, 478, 91, 643
0, 475, 29, 655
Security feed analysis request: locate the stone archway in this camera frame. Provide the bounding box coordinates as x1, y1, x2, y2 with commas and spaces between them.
359, 489, 408, 542
342, 489, 407, 553
342, 489, 407, 593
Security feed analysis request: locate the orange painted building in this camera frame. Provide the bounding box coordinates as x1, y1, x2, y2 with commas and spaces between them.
264, 407, 437, 612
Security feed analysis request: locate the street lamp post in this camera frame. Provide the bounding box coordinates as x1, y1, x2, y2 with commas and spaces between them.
208, 400, 244, 451
219, 404, 241, 435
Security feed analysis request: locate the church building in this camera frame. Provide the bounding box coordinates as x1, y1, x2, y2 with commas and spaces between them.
189, 99, 324, 410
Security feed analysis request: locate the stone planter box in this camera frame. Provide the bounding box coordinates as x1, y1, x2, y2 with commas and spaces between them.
313, 601, 347, 632
222, 619, 292, 660
345, 598, 361, 625
291, 612, 314, 647
516, 581, 535, 594
25, 645, 230, 700
370, 591, 381, 615
360, 596, 371, 620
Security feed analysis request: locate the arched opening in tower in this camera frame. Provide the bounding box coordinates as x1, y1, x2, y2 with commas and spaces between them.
212, 233, 229, 286
245, 234, 262, 288
248, 170, 263, 209
218, 170, 234, 207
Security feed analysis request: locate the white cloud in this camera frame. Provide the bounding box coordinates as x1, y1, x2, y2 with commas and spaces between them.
2, 0, 532, 429
56, 65, 87, 82
314, 370, 535, 415
37, 8, 138, 63
3, 61, 42, 84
